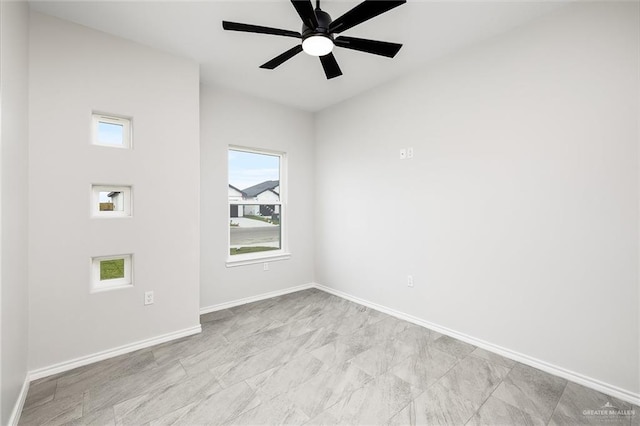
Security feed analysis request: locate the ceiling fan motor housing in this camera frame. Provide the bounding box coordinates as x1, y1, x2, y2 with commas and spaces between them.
302, 9, 333, 42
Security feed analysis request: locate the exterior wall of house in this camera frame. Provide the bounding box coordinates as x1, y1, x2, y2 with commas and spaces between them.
110, 192, 123, 212
243, 205, 260, 216
228, 186, 244, 217
255, 191, 280, 203
28, 12, 201, 371
228, 186, 244, 201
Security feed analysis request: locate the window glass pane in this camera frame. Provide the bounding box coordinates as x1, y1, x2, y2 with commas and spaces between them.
228, 150, 280, 202
98, 191, 124, 212
97, 121, 124, 146
100, 258, 125, 280
230, 204, 281, 256
92, 185, 132, 217
229, 149, 282, 257
91, 254, 132, 292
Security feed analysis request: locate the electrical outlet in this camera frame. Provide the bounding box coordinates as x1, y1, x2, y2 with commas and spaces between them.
407, 147, 414, 159
263, 262, 269, 271
399, 149, 407, 160
144, 291, 154, 305
407, 275, 414, 287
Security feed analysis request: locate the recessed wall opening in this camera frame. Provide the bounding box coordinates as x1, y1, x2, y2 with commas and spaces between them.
92, 113, 132, 149
91, 185, 132, 217
91, 254, 133, 292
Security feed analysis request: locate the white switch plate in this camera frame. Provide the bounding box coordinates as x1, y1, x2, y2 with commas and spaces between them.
407, 147, 414, 159
407, 275, 414, 287
144, 291, 154, 305
400, 149, 407, 160
263, 262, 269, 271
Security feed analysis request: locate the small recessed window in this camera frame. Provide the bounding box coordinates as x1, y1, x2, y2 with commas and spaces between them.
91, 254, 133, 292
91, 185, 132, 217
92, 113, 131, 149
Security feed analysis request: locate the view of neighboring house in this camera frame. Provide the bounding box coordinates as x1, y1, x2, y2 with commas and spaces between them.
108, 191, 123, 211
99, 191, 123, 211
228, 185, 246, 217
229, 180, 280, 218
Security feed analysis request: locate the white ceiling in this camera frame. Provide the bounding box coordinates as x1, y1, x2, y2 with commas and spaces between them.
29, 0, 564, 111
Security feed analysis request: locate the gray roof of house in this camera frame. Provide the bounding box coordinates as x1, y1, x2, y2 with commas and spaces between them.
243, 180, 279, 197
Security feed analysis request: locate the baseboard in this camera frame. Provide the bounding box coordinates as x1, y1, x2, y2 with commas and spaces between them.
28, 282, 316, 383
313, 282, 640, 406
20, 282, 639, 411
8, 376, 30, 426
199, 283, 315, 314
29, 324, 201, 381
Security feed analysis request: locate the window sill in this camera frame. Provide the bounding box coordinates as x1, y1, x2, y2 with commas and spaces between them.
90, 283, 133, 294
91, 215, 133, 219
226, 252, 291, 268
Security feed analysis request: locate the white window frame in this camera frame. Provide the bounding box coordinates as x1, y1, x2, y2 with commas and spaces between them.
90, 254, 133, 293
92, 113, 132, 149
226, 146, 290, 267
91, 185, 133, 218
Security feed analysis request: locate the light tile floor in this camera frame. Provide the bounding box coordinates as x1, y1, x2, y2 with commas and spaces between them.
19, 289, 639, 425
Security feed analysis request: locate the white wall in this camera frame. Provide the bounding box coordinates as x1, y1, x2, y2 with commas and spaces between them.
315, 2, 639, 398
256, 191, 279, 203
1, 0, 30, 423
28, 12, 201, 370
200, 85, 314, 308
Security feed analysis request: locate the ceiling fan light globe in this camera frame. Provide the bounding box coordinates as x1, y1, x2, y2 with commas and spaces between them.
302, 35, 334, 56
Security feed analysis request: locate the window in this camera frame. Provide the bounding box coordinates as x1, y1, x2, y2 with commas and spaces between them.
91, 185, 132, 217
92, 113, 131, 149
91, 254, 133, 292
228, 147, 288, 266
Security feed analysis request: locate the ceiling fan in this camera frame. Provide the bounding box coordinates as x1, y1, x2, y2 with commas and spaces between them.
222, 0, 406, 79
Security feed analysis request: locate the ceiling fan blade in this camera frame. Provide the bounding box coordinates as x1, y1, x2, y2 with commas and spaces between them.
260, 45, 304, 69
334, 36, 402, 58
222, 21, 301, 39
319, 53, 342, 79
329, 0, 406, 34
290, 0, 319, 29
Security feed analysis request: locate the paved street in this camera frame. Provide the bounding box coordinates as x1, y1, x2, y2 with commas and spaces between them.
230, 225, 280, 246
231, 217, 275, 228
